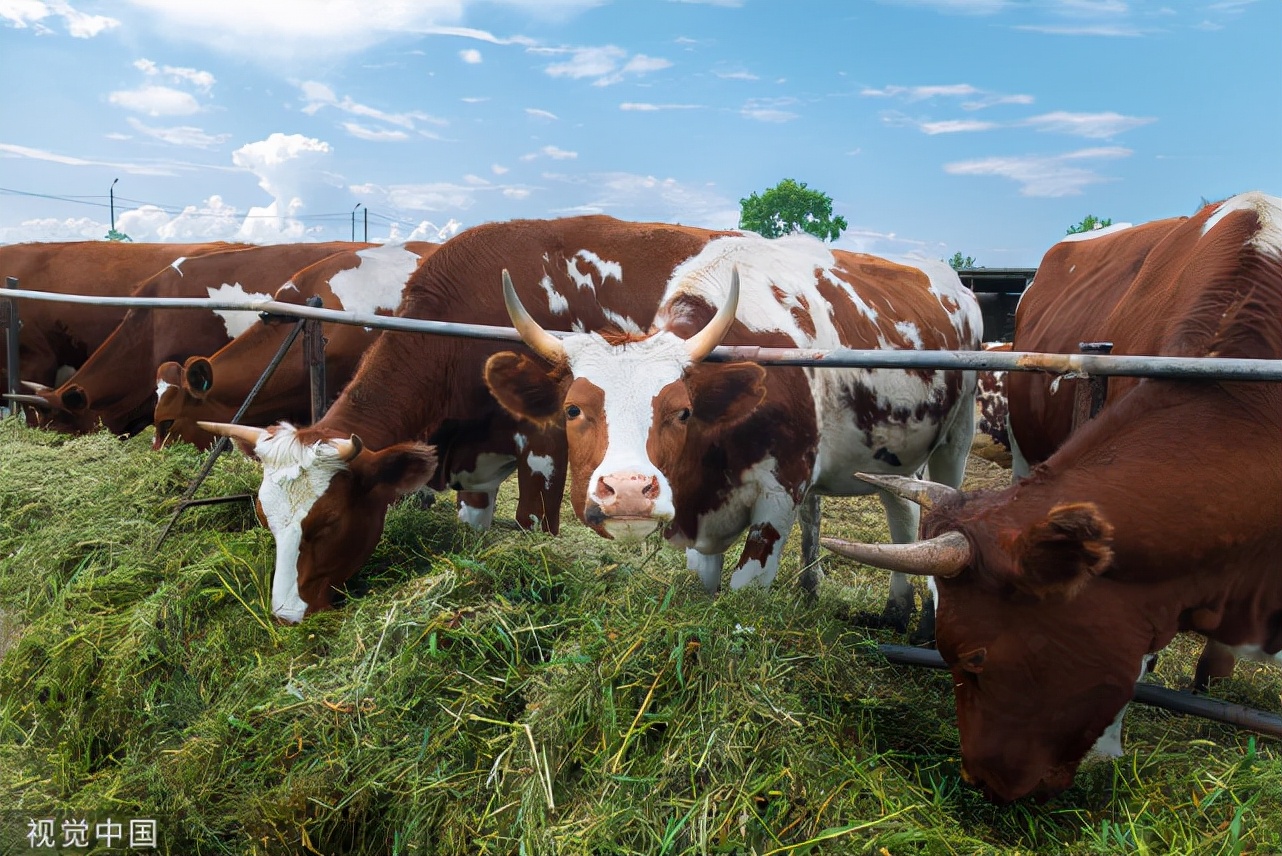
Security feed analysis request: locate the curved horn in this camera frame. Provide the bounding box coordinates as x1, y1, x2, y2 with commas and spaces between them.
4, 393, 51, 406
683, 265, 740, 362
21, 380, 53, 394
197, 420, 269, 448
820, 531, 971, 578
503, 269, 565, 363
330, 434, 364, 463
854, 473, 959, 510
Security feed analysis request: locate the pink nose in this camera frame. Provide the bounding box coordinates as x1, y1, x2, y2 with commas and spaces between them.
593, 473, 661, 516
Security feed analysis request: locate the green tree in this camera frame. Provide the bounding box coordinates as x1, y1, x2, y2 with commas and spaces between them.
739, 179, 847, 241
1066, 214, 1113, 235
105, 228, 133, 242
947, 252, 976, 271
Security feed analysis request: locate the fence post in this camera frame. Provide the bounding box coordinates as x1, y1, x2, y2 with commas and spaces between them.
3, 277, 20, 416
1071, 341, 1113, 430
302, 295, 327, 423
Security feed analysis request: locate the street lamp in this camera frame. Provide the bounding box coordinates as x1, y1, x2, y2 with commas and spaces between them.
351, 203, 363, 242
110, 178, 119, 232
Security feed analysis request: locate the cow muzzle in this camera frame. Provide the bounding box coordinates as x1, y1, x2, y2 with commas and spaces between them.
586, 472, 668, 541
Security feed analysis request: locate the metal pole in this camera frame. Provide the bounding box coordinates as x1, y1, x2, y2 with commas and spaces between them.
301, 295, 327, 422
352, 203, 361, 242
875, 644, 1282, 740
109, 178, 118, 233
364, 207, 368, 243
3, 277, 20, 414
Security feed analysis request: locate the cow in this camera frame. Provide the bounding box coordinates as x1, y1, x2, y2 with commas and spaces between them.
0, 240, 244, 394
821, 191, 1282, 804
151, 241, 439, 451
970, 342, 1012, 468
31, 242, 360, 436
196, 215, 718, 623
149, 241, 556, 531
484, 230, 981, 632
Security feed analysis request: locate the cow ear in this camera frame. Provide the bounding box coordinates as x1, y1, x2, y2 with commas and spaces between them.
366, 442, 439, 496
183, 356, 214, 399
156, 361, 183, 389
484, 352, 564, 427
1014, 502, 1113, 598
686, 362, 767, 427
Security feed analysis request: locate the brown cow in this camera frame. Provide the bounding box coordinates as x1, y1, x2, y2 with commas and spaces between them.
0, 240, 243, 392
823, 191, 1282, 803
198, 216, 703, 622
485, 232, 981, 626
33, 242, 360, 435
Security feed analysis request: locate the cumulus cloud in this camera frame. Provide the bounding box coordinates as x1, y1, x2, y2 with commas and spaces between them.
0, 0, 119, 37
108, 85, 202, 117
539, 44, 672, 86
133, 58, 216, 92
230, 133, 337, 241
944, 146, 1131, 196
459, 48, 482, 63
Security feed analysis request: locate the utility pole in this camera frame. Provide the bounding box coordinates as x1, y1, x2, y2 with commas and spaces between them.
110, 178, 119, 232
351, 203, 362, 242
364, 206, 369, 242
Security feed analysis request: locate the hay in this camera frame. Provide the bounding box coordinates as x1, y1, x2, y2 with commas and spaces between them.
0, 418, 1278, 855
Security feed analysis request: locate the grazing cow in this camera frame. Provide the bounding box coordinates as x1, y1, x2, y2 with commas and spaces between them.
197, 215, 711, 622
823, 191, 1282, 803
152, 242, 439, 450
0, 240, 243, 393
485, 231, 981, 624
32, 242, 359, 436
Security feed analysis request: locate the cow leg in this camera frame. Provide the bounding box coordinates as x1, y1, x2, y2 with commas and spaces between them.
1008, 414, 1032, 482
878, 492, 922, 635
456, 490, 497, 531
515, 428, 567, 535
687, 549, 725, 594
1194, 639, 1237, 692
729, 503, 799, 591
797, 492, 824, 597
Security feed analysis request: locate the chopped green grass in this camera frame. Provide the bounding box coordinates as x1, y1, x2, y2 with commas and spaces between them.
0, 418, 1278, 855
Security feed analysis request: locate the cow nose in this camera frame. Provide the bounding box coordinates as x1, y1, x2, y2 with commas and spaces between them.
593, 473, 660, 515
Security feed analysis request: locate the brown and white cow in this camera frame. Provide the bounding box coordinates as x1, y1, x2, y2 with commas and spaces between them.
970, 342, 1012, 468
485, 231, 981, 619
0, 240, 243, 394
823, 191, 1282, 803
33, 242, 359, 435
197, 215, 716, 622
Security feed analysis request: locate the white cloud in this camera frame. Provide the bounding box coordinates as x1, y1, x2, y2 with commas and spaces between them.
861, 83, 981, 101
459, 48, 482, 63
525, 108, 559, 120
134, 58, 216, 93
1, 0, 119, 37
108, 85, 202, 117
230, 133, 337, 241
872, 0, 1010, 13
919, 118, 998, 134
299, 81, 446, 130
491, 163, 509, 175
620, 102, 702, 111
1013, 23, 1146, 36
713, 68, 758, 81
126, 117, 231, 148
666, 0, 743, 6
1021, 110, 1156, 139
542, 170, 738, 228
740, 97, 799, 123
944, 146, 1132, 196
0, 216, 106, 243
0, 142, 185, 175
342, 122, 410, 142
520, 145, 578, 161
540, 44, 671, 86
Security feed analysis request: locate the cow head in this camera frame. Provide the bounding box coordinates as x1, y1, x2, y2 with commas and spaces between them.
152, 357, 220, 450
198, 420, 437, 622
484, 268, 766, 541
822, 474, 1152, 804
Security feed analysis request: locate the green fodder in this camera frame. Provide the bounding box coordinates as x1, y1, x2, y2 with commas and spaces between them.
0, 418, 1277, 855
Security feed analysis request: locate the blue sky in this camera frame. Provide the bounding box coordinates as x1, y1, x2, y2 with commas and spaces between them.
1, 0, 1277, 267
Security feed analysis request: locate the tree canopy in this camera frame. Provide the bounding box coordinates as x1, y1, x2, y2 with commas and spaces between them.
1066, 214, 1113, 235
739, 179, 847, 241
947, 252, 976, 271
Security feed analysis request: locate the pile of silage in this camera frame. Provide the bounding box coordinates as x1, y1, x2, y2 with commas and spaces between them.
0, 417, 1278, 855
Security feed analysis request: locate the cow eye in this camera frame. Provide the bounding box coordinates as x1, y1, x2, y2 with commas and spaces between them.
677, 407, 691, 422
565, 404, 582, 419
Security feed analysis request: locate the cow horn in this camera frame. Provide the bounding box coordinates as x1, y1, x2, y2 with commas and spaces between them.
330, 434, 364, 462
3, 393, 50, 406
21, 380, 53, 394
683, 266, 740, 362
503, 269, 565, 363
197, 420, 269, 448
820, 531, 971, 578
854, 473, 959, 510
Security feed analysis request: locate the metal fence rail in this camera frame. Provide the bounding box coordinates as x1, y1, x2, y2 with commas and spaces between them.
4, 287, 1282, 381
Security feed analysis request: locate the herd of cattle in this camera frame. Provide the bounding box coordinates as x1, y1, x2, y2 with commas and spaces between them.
1, 191, 1278, 805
